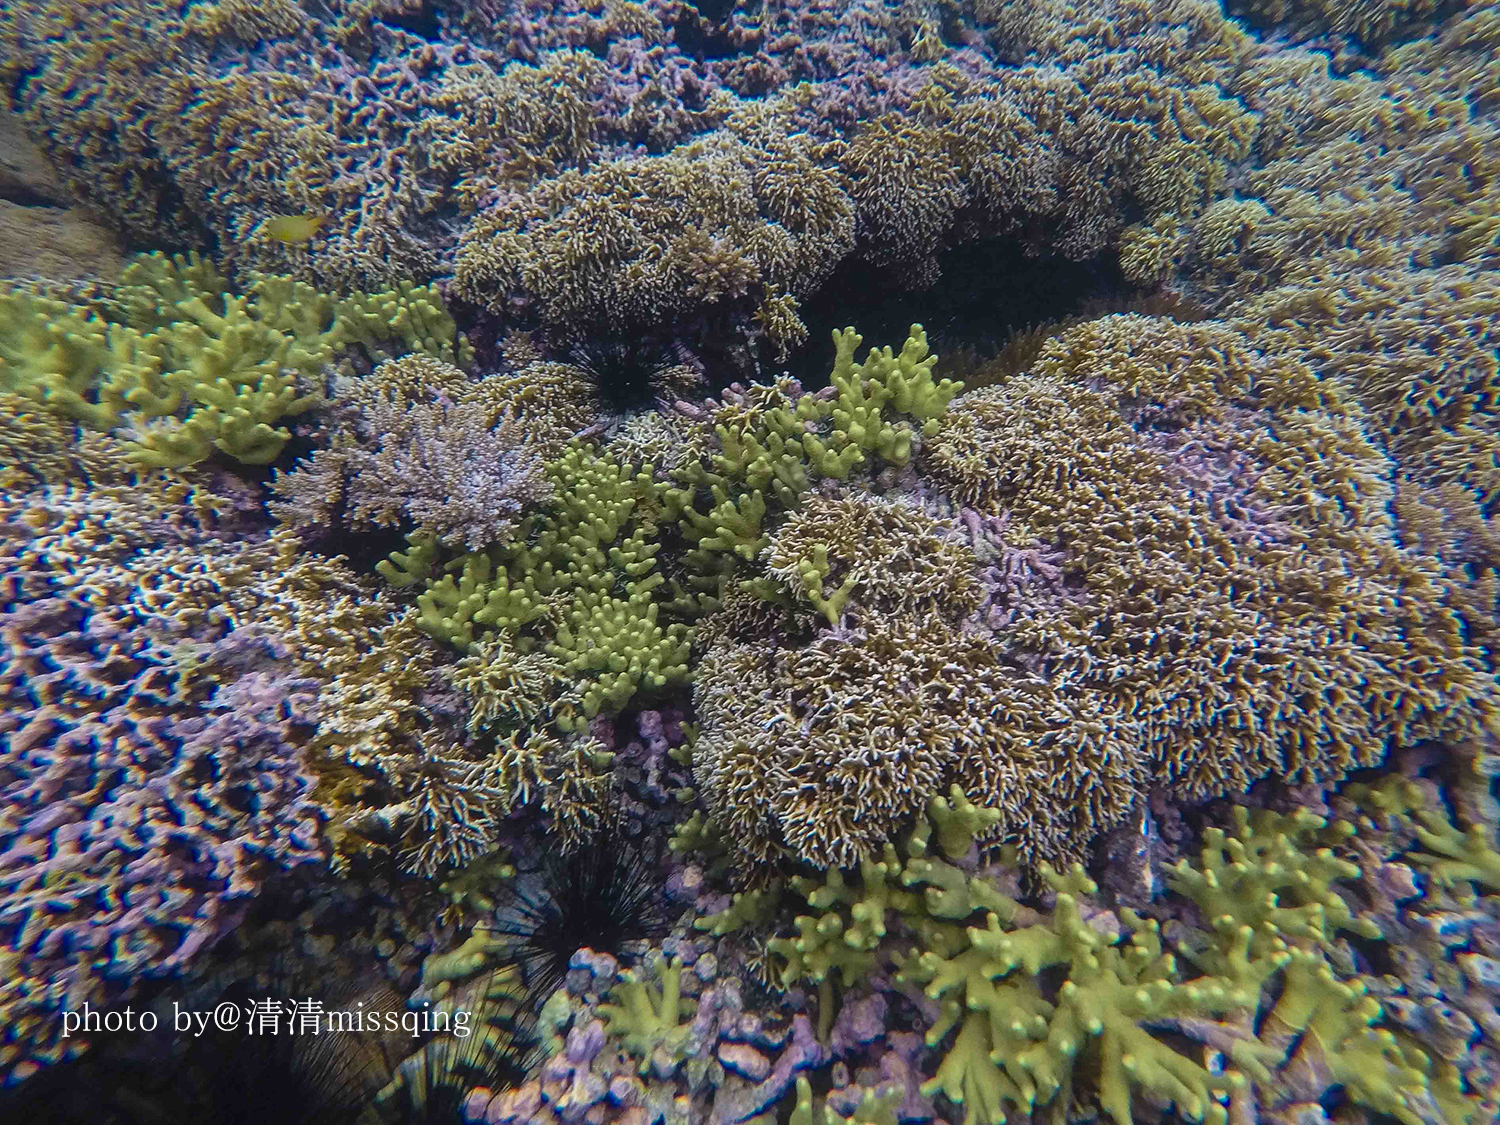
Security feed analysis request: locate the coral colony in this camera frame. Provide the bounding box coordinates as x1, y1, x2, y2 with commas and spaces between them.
0, 0, 1498, 1123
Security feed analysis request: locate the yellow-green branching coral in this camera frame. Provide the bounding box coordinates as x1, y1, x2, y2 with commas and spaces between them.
598, 957, 698, 1078
1165, 805, 1382, 969
2, 252, 473, 468
788, 1074, 902, 1125
413, 444, 689, 717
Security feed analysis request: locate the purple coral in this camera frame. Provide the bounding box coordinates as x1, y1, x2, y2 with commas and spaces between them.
365, 397, 551, 552
0, 592, 322, 1079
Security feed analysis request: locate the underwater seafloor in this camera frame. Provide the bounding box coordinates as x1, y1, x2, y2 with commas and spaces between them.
1, 0, 1499, 1123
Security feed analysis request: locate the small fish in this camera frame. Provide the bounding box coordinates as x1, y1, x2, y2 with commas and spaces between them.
263, 213, 327, 244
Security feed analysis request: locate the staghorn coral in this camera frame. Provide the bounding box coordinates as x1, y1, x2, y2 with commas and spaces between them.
663, 325, 960, 619
356, 397, 548, 553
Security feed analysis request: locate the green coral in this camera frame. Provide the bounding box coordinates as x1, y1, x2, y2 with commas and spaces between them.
415, 444, 691, 718
709, 788, 1485, 1125
0, 251, 471, 467
598, 956, 698, 1078
1344, 774, 1500, 894
335, 279, 474, 368
818, 325, 960, 464
658, 323, 962, 632
1164, 806, 1382, 970
376, 531, 442, 589
788, 1075, 901, 1125
907, 867, 1268, 1125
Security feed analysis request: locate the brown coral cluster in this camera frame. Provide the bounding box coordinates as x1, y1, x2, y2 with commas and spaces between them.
686, 313, 1491, 876
3, 0, 1275, 358
930, 315, 1490, 796
454, 130, 855, 357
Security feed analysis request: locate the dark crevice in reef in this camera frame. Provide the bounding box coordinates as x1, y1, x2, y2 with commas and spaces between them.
783, 238, 1134, 391
0, 181, 58, 208
672, 3, 748, 57
378, 0, 445, 42
306, 522, 416, 577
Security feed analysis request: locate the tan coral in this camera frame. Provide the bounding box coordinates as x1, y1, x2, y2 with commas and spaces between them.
454, 133, 853, 333
925, 314, 1489, 809
761, 492, 981, 626
693, 621, 1143, 871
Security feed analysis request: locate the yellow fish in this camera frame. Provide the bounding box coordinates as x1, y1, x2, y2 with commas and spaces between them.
263, 213, 327, 244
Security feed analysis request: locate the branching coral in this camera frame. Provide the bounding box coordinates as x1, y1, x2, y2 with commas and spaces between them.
1, 0, 1280, 358
1194, 8, 1500, 517
1228, 0, 1451, 47
0, 0, 606, 290
271, 354, 558, 550
408, 443, 691, 723
707, 789, 1488, 1125
671, 310, 1497, 878
2, 253, 470, 468
762, 494, 981, 627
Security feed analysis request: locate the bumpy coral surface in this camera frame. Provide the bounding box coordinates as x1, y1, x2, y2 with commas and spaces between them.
678, 317, 1490, 873
0, 459, 321, 1080
0, 0, 1270, 355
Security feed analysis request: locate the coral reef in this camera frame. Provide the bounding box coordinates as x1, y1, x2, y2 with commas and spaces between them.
1, 252, 470, 467
0, 461, 324, 1081
701, 785, 1494, 1125
679, 318, 1489, 873
1, 1, 1497, 1123
0, 0, 1290, 358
